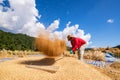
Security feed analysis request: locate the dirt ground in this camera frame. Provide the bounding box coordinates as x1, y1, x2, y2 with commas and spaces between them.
0, 56, 112, 80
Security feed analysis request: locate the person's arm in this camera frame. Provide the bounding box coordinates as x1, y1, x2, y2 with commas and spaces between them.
72, 38, 78, 52
69, 49, 75, 54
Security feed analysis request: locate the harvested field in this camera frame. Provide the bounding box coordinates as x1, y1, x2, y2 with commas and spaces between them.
0, 56, 112, 80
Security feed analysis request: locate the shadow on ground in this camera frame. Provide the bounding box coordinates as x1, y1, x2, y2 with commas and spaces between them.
20, 58, 55, 66
19, 57, 59, 73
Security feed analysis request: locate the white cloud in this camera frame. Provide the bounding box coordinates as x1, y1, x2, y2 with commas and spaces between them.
47, 21, 91, 47
0, 0, 91, 47
12, 16, 18, 21
107, 19, 114, 23
0, 0, 44, 36
0, 5, 3, 11
47, 20, 59, 32
0, 0, 3, 3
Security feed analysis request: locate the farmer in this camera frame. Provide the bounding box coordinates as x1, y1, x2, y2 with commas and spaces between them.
67, 35, 87, 61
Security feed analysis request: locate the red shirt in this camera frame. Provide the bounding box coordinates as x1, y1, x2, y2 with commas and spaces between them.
70, 37, 86, 52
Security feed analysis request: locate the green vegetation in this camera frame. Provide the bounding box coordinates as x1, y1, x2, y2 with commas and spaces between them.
0, 30, 35, 50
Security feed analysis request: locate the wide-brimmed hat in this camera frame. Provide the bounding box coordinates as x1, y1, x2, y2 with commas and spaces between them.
67, 35, 73, 41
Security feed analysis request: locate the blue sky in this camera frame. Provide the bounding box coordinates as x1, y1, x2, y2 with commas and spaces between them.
35, 0, 120, 47
0, 0, 120, 48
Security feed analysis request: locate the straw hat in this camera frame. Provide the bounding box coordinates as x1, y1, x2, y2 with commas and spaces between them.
67, 35, 73, 41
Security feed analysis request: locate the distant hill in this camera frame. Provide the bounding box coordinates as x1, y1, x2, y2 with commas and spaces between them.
113, 45, 120, 49
0, 27, 11, 32
0, 30, 35, 50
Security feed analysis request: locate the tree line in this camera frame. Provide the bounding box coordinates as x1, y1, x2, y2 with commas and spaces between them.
0, 30, 36, 51
0, 30, 120, 51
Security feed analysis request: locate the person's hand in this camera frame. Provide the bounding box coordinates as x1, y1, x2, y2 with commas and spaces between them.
69, 50, 73, 54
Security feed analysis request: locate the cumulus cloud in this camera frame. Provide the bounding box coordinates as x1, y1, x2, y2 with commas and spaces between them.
50, 21, 91, 47
107, 19, 114, 23
0, 0, 91, 47
0, 0, 44, 36
47, 20, 59, 32
0, 0, 3, 3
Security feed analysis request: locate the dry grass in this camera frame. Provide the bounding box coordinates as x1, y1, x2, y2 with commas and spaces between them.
84, 51, 105, 61
65, 47, 120, 60
0, 50, 40, 58
35, 33, 66, 57
92, 47, 120, 58
63, 50, 105, 61
0, 56, 112, 80
110, 62, 120, 71
0, 51, 12, 58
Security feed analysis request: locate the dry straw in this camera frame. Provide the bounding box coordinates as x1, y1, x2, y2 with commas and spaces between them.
35, 33, 66, 57
84, 51, 105, 61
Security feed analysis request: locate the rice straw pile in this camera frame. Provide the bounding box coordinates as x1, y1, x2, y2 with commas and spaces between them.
35, 33, 66, 57
84, 51, 105, 61
110, 62, 120, 70
0, 56, 112, 80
